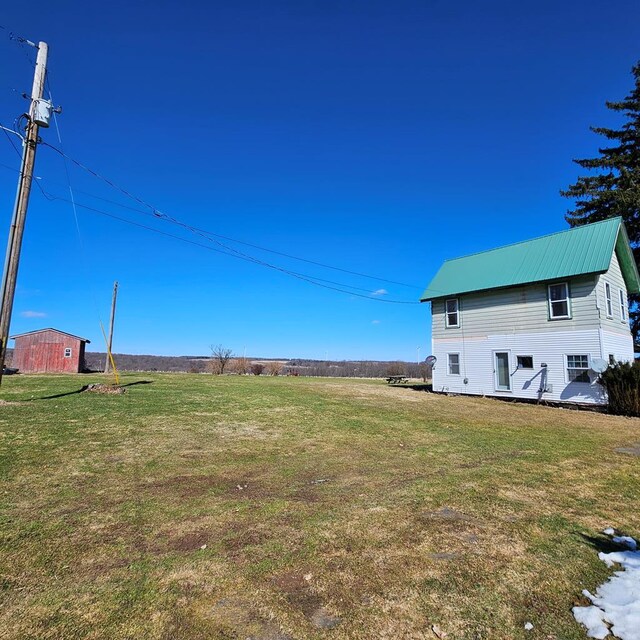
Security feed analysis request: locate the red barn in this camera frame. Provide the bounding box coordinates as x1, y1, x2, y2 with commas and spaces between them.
10, 329, 90, 373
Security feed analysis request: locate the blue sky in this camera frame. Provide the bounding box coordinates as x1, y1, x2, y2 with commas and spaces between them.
0, 0, 638, 360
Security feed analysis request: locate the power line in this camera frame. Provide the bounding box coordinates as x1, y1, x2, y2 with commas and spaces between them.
0, 124, 22, 159
42, 182, 418, 295
2, 126, 428, 303
0, 23, 37, 68
0, 160, 20, 174
45, 81, 121, 379
39, 141, 422, 291
0, 122, 56, 202
42, 189, 380, 294
36, 187, 420, 303
1, 153, 418, 299
0, 23, 37, 48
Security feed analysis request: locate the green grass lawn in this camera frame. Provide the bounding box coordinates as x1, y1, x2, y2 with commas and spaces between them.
0, 373, 639, 639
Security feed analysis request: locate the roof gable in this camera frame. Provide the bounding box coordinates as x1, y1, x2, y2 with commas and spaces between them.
10, 328, 91, 343
421, 217, 639, 301
613, 223, 640, 294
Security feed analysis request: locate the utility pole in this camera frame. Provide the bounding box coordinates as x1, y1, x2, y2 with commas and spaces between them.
104, 281, 118, 374
0, 41, 50, 387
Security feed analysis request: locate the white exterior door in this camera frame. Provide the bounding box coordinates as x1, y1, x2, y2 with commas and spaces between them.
493, 351, 511, 391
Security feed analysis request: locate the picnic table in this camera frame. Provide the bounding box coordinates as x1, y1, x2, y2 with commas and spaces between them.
386, 375, 409, 384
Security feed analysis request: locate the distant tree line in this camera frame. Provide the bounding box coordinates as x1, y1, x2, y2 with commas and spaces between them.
83, 352, 210, 373
285, 359, 431, 380
81, 351, 431, 379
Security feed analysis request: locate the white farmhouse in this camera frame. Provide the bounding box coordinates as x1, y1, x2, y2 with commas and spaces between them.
420, 217, 640, 405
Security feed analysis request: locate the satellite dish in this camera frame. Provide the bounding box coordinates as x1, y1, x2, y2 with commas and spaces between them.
591, 358, 609, 374
425, 355, 437, 366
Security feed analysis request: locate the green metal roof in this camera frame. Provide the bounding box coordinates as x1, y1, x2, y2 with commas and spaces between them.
420, 217, 640, 301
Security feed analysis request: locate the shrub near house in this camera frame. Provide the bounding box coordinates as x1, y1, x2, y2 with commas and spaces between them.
599, 360, 640, 416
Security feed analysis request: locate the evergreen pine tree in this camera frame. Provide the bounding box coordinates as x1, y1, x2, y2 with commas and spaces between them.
562, 61, 640, 346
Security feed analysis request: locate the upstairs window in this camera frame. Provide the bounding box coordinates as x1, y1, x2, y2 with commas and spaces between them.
620, 289, 627, 322
445, 298, 459, 328
64, 347, 72, 358
567, 354, 590, 383
548, 283, 570, 319
605, 282, 613, 317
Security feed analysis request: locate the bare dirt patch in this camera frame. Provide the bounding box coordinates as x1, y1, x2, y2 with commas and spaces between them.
166, 530, 210, 552
82, 383, 126, 394
84, 556, 131, 577
222, 522, 269, 557
271, 571, 341, 630
211, 597, 293, 640
429, 551, 460, 560
289, 484, 321, 503
143, 474, 221, 499
287, 475, 333, 503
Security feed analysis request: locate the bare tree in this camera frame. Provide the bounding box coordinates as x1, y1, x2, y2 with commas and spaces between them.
386, 361, 406, 377
210, 344, 233, 375
266, 361, 284, 376
230, 356, 250, 375
418, 362, 431, 382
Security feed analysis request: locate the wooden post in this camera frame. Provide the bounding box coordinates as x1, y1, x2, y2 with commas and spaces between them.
0, 42, 49, 386
104, 281, 118, 373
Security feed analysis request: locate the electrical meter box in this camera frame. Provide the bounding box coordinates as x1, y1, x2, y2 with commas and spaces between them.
32, 99, 53, 128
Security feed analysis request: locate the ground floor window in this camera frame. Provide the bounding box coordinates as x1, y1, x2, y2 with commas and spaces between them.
448, 353, 460, 375
567, 355, 590, 382
64, 348, 72, 358
517, 355, 533, 369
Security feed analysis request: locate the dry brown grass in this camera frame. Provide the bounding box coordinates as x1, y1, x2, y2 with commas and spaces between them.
0, 373, 638, 639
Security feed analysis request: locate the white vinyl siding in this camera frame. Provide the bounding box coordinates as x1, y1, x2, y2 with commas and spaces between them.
601, 330, 635, 367
432, 329, 607, 404
548, 283, 570, 319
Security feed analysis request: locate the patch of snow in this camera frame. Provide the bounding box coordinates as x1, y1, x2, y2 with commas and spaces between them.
603, 528, 616, 536
573, 532, 640, 640
524, 621, 534, 631
573, 604, 611, 639
612, 536, 638, 551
